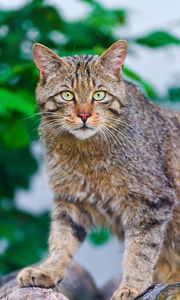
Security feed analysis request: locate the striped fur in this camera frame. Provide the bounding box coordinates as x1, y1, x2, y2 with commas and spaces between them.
17, 41, 180, 300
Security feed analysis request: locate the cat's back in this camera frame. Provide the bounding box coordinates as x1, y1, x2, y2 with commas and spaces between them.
163, 110, 180, 199
125, 81, 180, 199
125, 80, 180, 145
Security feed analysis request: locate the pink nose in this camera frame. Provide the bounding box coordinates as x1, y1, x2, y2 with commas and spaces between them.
79, 112, 90, 122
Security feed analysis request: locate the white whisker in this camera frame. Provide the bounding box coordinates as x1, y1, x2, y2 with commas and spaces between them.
106, 123, 136, 152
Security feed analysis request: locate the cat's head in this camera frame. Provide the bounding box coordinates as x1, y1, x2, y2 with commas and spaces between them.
33, 40, 127, 140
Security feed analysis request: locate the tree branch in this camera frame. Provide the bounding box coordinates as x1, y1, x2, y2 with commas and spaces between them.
0, 263, 179, 300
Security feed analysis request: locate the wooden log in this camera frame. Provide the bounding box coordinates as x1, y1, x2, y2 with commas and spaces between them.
101, 280, 180, 300
0, 263, 101, 300
4, 288, 68, 300
0, 263, 180, 300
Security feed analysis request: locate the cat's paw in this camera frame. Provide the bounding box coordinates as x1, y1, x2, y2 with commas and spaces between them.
111, 287, 140, 300
17, 267, 63, 288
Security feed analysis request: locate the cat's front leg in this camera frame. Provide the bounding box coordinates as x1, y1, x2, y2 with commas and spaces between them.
112, 216, 167, 300
17, 201, 92, 288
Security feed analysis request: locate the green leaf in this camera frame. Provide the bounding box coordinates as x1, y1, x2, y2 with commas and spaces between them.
0, 145, 38, 198
0, 259, 9, 275
0, 88, 35, 116
124, 66, 158, 99
0, 63, 35, 85
0, 223, 23, 243
1, 120, 30, 148
159, 86, 180, 109
135, 31, 180, 48
0, 209, 49, 271
88, 227, 111, 246
168, 87, 180, 102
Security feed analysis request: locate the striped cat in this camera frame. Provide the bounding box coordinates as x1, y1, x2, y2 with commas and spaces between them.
17, 40, 180, 300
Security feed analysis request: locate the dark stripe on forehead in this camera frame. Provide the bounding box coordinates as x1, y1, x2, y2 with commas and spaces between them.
71, 55, 80, 62
86, 66, 90, 77
84, 54, 90, 60
71, 77, 75, 88
92, 78, 96, 87
84, 56, 95, 78
84, 55, 95, 67
65, 56, 78, 65
75, 61, 81, 73
66, 55, 98, 88
75, 61, 81, 81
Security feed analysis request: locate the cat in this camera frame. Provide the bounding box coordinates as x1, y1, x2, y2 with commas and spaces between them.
17, 40, 180, 300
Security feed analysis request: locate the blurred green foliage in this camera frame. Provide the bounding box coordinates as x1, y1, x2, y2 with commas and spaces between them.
89, 227, 112, 246
135, 30, 180, 48
0, 0, 180, 275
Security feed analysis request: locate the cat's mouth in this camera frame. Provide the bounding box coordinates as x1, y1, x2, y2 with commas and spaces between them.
70, 124, 98, 140
79, 127, 91, 131
74, 124, 94, 131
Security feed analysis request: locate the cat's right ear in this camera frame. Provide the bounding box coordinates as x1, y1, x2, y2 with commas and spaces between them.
32, 43, 70, 82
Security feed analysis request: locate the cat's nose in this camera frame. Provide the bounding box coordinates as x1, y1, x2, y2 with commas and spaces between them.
78, 112, 90, 122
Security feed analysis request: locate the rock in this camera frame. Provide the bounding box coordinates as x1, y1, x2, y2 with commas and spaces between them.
100, 276, 120, 300
135, 283, 180, 300
6, 288, 68, 300
56, 263, 102, 300
0, 263, 180, 300
101, 279, 180, 300
0, 262, 100, 300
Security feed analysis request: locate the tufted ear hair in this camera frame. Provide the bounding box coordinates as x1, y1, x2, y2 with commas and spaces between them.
32, 43, 70, 82
96, 40, 128, 78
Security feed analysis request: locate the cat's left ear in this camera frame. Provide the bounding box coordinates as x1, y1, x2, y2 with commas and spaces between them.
96, 40, 128, 78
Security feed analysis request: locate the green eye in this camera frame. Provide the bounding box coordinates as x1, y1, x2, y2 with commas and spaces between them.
93, 91, 106, 101
61, 91, 74, 101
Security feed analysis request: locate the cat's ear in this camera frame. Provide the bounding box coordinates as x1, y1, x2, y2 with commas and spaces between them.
32, 43, 70, 82
96, 40, 128, 78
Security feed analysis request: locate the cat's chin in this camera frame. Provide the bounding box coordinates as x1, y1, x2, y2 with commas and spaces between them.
70, 128, 98, 140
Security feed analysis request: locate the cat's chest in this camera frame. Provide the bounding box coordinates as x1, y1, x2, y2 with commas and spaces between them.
47, 150, 129, 204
